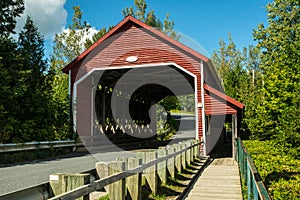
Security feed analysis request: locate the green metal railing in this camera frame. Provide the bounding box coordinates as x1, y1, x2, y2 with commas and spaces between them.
235, 138, 271, 200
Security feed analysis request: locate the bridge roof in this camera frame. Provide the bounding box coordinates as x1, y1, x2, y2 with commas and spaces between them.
204, 84, 244, 115
62, 15, 210, 73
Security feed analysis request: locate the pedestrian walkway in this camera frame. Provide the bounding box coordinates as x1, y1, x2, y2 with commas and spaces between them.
185, 143, 243, 200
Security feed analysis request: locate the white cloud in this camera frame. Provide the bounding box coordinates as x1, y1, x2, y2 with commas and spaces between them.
16, 0, 67, 39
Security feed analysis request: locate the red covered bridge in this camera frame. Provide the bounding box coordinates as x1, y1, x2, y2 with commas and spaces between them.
62, 15, 244, 156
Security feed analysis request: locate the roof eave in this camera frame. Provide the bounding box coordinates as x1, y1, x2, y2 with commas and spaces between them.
204, 84, 245, 109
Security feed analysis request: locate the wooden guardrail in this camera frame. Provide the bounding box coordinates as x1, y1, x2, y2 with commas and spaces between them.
48, 139, 202, 200
0, 140, 83, 153
235, 138, 271, 200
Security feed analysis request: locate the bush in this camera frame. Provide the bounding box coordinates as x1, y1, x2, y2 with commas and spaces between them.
243, 140, 300, 199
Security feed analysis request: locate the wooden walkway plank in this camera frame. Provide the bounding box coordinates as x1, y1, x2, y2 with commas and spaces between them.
185, 157, 243, 200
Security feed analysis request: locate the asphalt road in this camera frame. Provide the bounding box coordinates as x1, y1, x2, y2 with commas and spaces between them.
0, 114, 195, 195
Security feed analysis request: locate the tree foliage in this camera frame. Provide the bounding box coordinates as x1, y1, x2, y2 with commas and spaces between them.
212, 2, 300, 198
85, 0, 180, 48
0, 0, 24, 38
0, 15, 54, 142
250, 0, 300, 150
211, 35, 263, 135
49, 6, 91, 139
123, 0, 180, 40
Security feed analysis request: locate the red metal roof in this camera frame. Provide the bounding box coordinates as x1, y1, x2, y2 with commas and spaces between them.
204, 83, 244, 115
62, 15, 209, 73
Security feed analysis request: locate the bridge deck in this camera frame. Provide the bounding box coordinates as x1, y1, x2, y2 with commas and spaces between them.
186, 142, 243, 200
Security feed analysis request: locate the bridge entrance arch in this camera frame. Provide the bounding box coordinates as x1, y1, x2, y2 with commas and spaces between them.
73, 62, 198, 152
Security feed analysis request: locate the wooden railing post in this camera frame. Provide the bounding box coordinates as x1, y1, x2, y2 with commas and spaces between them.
127, 157, 142, 200
145, 151, 157, 194
157, 148, 167, 184
179, 142, 186, 169
185, 141, 191, 166
95, 161, 126, 200
194, 140, 200, 158
49, 173, 90, 200
173, 144, 182, 173
189, 140, 194, 162
166, 145, 175, 178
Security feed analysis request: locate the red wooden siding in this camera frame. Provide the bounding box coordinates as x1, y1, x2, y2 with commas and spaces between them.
204, 91, 237, 115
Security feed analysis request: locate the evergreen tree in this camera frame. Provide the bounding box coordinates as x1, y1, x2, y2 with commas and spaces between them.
0, 0, 25, 143
251, 0, 300, 151
0, 0, 24, 38
0, 38, 27, 142
0, 16, 52, 142
17, 16, 54, 141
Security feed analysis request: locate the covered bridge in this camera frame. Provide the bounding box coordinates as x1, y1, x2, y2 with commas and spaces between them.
62, 15, 244, 156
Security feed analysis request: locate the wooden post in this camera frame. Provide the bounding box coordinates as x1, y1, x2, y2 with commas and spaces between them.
116, 158, 129, 198
185, 141, 191, 166
166, 145, 175, 178
179, 142, 186, 169
173, 144, 182, 173
190, 140, 194, 162
95, 162, 109, 192
127, 157, 142, 200
95, 161, 126, 200
193, 140, 199, 158
108, 161, 126, 200
157, 148, 167, 184
145, 151, 157, 194
135, 152, 146, 186
49, 173, 90, 200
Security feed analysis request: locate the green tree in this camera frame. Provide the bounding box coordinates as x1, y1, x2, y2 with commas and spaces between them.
84, 26, 114, 49
123, 0, 180, 40
0, 0, 24, 38
0, 15, 52, 143
50, 6, 91, 139
251, 0, 300, 151
211, 35, 263, 135
0, 0, 25, 143
17, 16, 53, 141
212, 35, 249, 100
52, 6, 90, 71
85, 0, 180, 48
0, 38, 27, 142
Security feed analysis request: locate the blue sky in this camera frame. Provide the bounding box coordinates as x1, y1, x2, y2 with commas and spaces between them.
63, 0, 270, 57
16, 0, 271, 59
